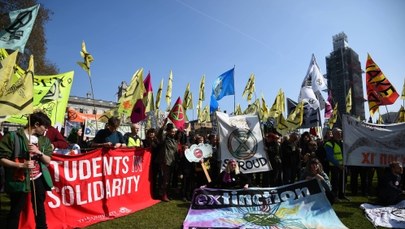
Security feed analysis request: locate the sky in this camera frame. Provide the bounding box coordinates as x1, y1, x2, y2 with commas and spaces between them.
37, 0, 404, 122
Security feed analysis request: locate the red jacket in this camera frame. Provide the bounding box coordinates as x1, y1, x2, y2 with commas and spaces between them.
46, 126, 69, 149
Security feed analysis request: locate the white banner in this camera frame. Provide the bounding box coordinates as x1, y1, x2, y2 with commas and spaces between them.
342, 114, 405, 167
216, 111, 271, 174
361, 200, 405, 228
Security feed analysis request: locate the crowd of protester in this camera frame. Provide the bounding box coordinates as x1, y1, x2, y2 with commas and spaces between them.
1, 113, 405, 228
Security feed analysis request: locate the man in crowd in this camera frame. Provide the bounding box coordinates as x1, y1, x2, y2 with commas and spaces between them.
124, 123, 142, 147
325, 127, 348, 201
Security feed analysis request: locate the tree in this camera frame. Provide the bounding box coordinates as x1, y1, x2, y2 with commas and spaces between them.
0, 0, 58, 75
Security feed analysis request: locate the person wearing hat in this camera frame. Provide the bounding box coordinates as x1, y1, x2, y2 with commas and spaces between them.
157, 119, 178, 202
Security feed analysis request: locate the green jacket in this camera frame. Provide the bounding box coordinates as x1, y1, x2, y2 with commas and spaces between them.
0, 128, 54, 193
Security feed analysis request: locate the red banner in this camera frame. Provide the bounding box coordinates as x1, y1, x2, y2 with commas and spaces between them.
19, 148, 159, 228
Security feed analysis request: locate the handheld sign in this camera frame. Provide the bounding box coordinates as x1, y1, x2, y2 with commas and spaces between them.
185, 143, 213, 183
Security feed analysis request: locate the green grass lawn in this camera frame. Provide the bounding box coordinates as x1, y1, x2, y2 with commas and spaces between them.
0, 192, 379, 228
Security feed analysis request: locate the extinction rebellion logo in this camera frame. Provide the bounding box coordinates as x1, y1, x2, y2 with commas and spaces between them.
227, 129, 257, 160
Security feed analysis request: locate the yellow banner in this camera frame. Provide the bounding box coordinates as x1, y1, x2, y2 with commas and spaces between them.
6, 71, 74, 126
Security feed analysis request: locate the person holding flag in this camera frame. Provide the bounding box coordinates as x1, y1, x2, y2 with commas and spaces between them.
157, 119, 178, 202
0, 111, 54, 229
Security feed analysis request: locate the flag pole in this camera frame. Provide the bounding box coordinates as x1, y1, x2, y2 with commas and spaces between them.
384, 105, 392, 123
28, 119, 38, 216
88, 75, 99, 131
233, 65, 236, 113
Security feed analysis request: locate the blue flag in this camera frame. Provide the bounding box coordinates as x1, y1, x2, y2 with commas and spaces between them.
210, 94, 219, 113
210, 68, 235, 113
0, 4, 40, 52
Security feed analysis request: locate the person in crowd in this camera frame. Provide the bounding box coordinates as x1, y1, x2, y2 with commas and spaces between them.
315, 130, 332, 176
299, 131, 312, 157
157, 120, 178, 202
142, 128, 161, 199
91, 117, 126, 148
0, 111, 54, 229
205, 159, 250, 189
377, 161, 405, 206
263, 132, 283, 187
324, 127, 348, 201
281, 132, 301, 184
68, 125, 88, 147
45, 125, 69, 150
178, 132, 194, 201
207, 134, 220, 186
124, 123, 142, 147
350, 164, 371, 196
301, 140, 318, 172
300, 158, 335, 204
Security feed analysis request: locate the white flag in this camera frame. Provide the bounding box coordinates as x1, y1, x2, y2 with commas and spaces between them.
298, 85, 320, 110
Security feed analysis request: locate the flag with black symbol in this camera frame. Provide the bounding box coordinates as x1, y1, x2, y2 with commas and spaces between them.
216, 111, 270, 174
0, 4, 40, 52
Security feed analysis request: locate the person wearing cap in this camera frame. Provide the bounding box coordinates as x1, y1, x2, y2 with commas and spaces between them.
157, 119, 178, 202
124, 123, 143, 147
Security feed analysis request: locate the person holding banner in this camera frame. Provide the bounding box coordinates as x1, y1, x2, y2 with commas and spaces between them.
91, 117, 126, 148
205, 159, 250, 189
0, 111, 54, 229
143, 128, 161, 199
300, 158, 334, 204
124, 123, 143, 147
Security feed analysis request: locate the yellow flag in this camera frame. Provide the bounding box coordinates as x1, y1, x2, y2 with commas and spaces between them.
276, 114, 289, 136
0, 48, 25, 77
117, 68, 144, 117
98, 107, 119, 123
260, 94, 269, 121
243, 98, 260, 115
377, 112, 384, 124
242, 73, 255, 102
198, 105, 210, 123
269, 89, 284, 119
0, 51, 33, 116
77, 41, 94, 76
155, 78, 163, 110
328, 103, 339, 129
234, 104, 242, 115
286, 101, 304, 130
182, 83, 193, 110
398, 106, 405, 123
401, 79, 405, 100
166, 70, 173, 110
346, 87, 352, 113
7, 71, 74, 126
197, 75, 205, 111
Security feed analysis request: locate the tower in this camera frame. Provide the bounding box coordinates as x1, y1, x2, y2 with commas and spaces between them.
326, 32, 365, 128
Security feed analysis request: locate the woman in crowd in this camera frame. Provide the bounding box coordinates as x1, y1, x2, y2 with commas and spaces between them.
206, 159, 250, 189
300, 157, 334, 204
